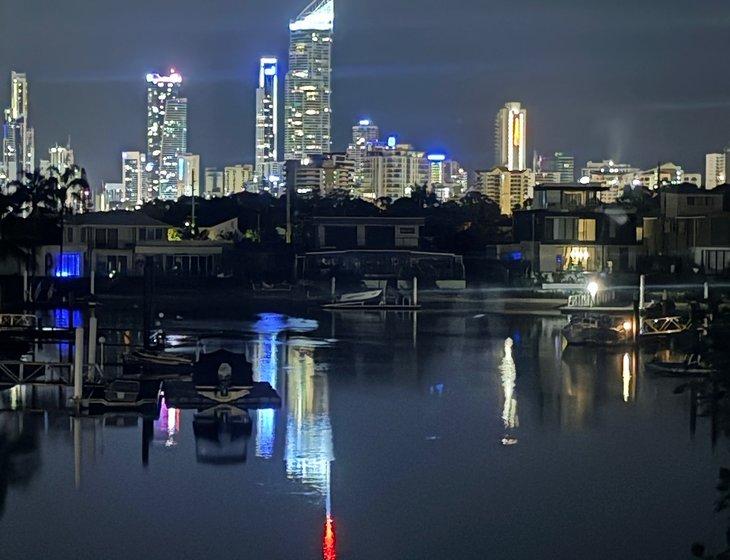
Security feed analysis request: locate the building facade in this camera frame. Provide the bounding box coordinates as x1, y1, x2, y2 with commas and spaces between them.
224, 164, 255, 195
2, 72, 35, 183
705, 153, 726, 189
159, 97, 188, 200
255, 57, 279, 182
145, 70, 183, 199
177, 153, 200, 198
494, 102, 527, 171
536, 151, 574, 183
284, 0, 334, 161
121, 151, 146, 209
475, 167, 535, 216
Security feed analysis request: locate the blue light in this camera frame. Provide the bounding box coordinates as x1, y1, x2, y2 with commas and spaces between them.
387, 135, 397, 148
510, 251, 523, 261
358, 119, 371, 126
55, 253, 81, 278
427, 153, 446, 162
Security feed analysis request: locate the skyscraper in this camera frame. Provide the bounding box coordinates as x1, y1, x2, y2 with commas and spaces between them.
284, 0, 334, 161
2, 72, 35, 180
159, 97, 188, 200
177, 153, 200, 198
145, 70, 183, 199
255, 57, 279, 182
494, 102, 527, 171
122, 151, 146, 208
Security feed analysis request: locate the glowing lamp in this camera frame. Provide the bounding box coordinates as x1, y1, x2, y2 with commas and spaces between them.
427, 154, 446, 162
587, 281, 599, 300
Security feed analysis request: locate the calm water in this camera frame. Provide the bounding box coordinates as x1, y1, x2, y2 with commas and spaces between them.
0, 310, 727, 559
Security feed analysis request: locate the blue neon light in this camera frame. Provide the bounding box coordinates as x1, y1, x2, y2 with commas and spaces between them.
55, 253, 81, 278
387, 135, 397, 148
427, 154, 446, 162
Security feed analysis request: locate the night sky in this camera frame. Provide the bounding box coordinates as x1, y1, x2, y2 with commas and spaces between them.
1, 0, 730, 188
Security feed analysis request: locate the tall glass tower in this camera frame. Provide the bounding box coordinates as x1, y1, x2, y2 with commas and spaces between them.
255, 57, 279, 181
159, 97, 188, 200
146, 70, 183, 199
284, 0, 334, 162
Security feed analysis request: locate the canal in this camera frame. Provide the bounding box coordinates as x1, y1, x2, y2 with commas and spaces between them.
0, 310, 726, 559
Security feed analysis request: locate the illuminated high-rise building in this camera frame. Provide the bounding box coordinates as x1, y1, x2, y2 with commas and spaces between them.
2, 72, 34, 180
475, 167, 535, 215
176, 153, 200, 198
707, 152, 726, 189
224, 164, 255, 195
352, 119, 378, 147
494, 102, 527, 171
284, 0, 334, 161
145, 70, 183, 199
49, 142, 74, 172
255, 57, 279, 182
122, 151, 146, 208
159, 97, 188, 200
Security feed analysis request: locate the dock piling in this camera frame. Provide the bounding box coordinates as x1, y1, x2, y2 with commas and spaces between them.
73, 327, 84, 405
639, 274, 645, 311
413, 277, 418, 307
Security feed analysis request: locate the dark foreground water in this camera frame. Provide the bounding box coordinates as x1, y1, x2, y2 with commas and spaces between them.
0, 310, 727, 559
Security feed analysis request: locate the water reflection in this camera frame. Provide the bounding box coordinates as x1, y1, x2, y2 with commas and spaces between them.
499, 338, 519, 445
193, 406, 252, 465
154, 397, 180, 448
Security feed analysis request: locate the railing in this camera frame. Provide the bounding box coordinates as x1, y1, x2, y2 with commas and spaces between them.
0, 361, 72, 385
0, 314, 37, 330
567, 291, 617, 308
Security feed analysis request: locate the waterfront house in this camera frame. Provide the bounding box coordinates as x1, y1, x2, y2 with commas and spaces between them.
499, 183, 643, 274
37, 211, 236, 277
296, 216, 465, 286
643, 184, 730, 273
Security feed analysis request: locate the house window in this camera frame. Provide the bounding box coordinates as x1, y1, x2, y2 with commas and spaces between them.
55, 253, 81, 278
578, 219, 596, 241
139, 228, 147, 241
66, 227, 74, 243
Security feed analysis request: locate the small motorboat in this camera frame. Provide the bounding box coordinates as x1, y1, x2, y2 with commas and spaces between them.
336, 290, 383, 306
162, 349, 281, 409
123, 349, 194, 377
562, 314, 633, 346
645, 354, 715, 377
82, 379, 162, 414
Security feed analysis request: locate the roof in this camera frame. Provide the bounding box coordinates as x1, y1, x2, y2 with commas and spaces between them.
660, 183, 720, 195
67, 211, 171, 227
535, 182, 608, 191
312, 216, 425, 224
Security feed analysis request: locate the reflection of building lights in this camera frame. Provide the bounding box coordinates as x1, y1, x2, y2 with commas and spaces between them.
253, 332, 278, 459
323, 514, 336, 560
622, 353, 632, 403
500, 338, 519, 430
155, 397, 180, 447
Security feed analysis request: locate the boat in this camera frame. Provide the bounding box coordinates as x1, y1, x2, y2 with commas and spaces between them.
81, 379, 162, 414
122, 349, 194, 377
329, 289, 383, 307
162, 349, 281, 409
645, 354, 715, 377
562, 314, 633, 346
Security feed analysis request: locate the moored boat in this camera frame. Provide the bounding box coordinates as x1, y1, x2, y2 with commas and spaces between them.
562, 314, 633, 346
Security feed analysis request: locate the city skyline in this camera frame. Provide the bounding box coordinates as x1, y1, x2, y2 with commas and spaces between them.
1, 0, 729, 187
